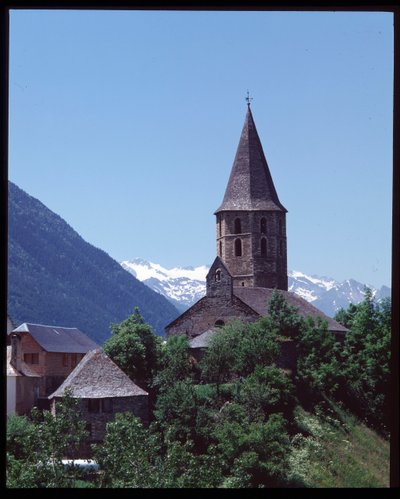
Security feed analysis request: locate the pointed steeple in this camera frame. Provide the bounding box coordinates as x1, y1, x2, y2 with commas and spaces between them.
215, 106, 287, 213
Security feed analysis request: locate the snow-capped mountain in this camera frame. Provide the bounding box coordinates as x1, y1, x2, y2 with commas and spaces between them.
287, 271, 382, 317
121, 258, 208, 313
121, 259, 391, 317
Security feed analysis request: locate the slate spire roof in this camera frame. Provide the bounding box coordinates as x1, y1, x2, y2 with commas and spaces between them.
215, 105, 287, 213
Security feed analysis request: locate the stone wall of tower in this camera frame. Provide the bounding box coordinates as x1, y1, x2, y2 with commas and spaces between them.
252, 211, 288, 290
216, 210, 287, 290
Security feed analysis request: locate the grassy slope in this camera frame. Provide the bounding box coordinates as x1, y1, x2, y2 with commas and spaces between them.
288, 401, 390, 488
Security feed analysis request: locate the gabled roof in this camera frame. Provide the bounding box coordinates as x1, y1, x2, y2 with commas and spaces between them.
233, 287, 348, 334
215, 106, 287, 213
49, 349, 148, 399
206, 256, 231, 281
12, 323, 99, 353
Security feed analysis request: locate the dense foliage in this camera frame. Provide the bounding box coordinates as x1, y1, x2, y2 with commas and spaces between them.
334, 289, 391, 434
296, 316, 342, 395
200, 318, 280, 391
7, 181, 179, 342
103, 307, 162, 390
7, 291, 390, 487
7, 393, 88, 488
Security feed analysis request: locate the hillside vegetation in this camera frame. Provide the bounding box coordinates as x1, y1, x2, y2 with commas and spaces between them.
8, 181, 179, 342
7, 291, 391, 488
289, 403, 389, 487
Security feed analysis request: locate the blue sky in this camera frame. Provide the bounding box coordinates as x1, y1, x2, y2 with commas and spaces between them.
9, 9, 393, 288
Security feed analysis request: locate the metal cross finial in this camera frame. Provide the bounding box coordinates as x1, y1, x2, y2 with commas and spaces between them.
246, 90, 253, 107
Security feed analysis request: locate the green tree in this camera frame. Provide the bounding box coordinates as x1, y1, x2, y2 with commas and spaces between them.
213, 404, 291, 488
200, 321, 242, 394
7, 392, 88, 488
153, 379, 199, 443
95, 412, 223, 488
234, 366, 296, 422
234, 318, 280, 376
157, 438, 223, 488
153, 334, 195, 391
94, 412, 159, 487
267, 290, 303, 338
340, 290, 391, 433
103, 307, 161, 390
334, 302, 359, 329
296, 315, 341, 395
200, 318, 280, 392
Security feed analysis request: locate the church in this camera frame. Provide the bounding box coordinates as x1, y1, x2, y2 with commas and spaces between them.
166, 101, 347, 345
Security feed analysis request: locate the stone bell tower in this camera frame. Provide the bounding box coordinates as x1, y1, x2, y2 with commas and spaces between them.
214, 100, 288, 290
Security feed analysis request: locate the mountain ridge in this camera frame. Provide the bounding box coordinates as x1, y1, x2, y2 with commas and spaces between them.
8, 182, 180, 343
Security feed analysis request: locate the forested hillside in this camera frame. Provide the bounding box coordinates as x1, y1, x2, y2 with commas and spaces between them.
7, 181, 179, 343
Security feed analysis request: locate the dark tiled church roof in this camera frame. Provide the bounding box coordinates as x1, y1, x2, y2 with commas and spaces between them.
49, 349, 148, 399
215, 106, 287, 213
233, 287, 348, 334
12, 323, 99, 353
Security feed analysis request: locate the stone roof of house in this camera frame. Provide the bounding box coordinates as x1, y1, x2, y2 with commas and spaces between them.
189, 329, 218, 349
215, 105, 287, 213
233, 287, 348, 333
48, 349, 148, 399
12, 323, 99, 353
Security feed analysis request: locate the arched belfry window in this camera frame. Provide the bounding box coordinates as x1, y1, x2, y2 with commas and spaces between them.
261, 237, 267, 256
279, 240, 284, 256
215, 269, 222, 282
219, 241, 222, 257
235, 238, 242, 257
234, 218, 242, 234
260, 217, 266, 234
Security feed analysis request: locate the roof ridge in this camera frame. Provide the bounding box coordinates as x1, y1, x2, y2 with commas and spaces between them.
15, 322, 80, 330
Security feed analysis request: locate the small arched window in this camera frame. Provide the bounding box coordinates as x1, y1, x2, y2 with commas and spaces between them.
234, 218, 242, 234
215, 269, 222, 282
219, 241, 222, 257
235, 238, 242, 257
215, 320, 225, 328
261, 237, 267, 256
260, 217, 266, 234
279, 240, 284, 256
